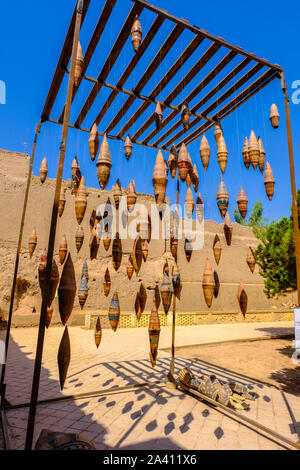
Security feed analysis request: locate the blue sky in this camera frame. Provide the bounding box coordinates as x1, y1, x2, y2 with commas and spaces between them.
0, 0, 299, 224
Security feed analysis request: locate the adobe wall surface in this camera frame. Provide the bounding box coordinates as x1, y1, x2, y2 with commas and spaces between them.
0, 149, 296, 327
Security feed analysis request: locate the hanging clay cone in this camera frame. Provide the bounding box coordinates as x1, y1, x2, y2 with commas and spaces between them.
248, 131, 260, 171
163, 262, 169, 277
217, 135, 228, 174
89, 208, 97, 233
172, 263, 181, 299
28, 228, 37, 258
200, 135, 210, 172
58, 254, 76, 326
138, 282, 147, 318
149, 300, 161, 368
192, 164, 199, 193
113, 179, 122, 210
82, 260, 89, 281
104, 268, 111, 297
217, 178, 229, 219
186, 152, 193, 188
108, 292, 120, 332
58, 326, 71, 391
168, 145, 178, 179
75, 176, 87, 225
264, 162, 275, 201
127, 180, 137, 213
131, 15, 142, 52
153, 150, 168, 208
154, 103, 163, 130
202, 258, 215, 308
181, 101, 191, 130
160, 274, 173, 315
196, 193, 204, 224
142, 240, 149, 262
214, 124, 223, 146
59, 235, 68, 265
103, 231, 111, 252
74, 42, 84, 87
97, 134, 112, 190
78, 276, 88, 310
155, 284, 161, 310
124, 136, 133, 161
46, 305, 53, 330
75, 226, 84, 253
185, 236, 193, 262
112, 233, 122, 271
185, 187, 194, 219
127, 255, 134, 280
95, 317, 102, 349
58, 186, 66, 218
224, 212, 233, 246
38, 249, 48, 292
170, 233, 178, 259
258, 137, 266, 174
237, 281, 248, 317
38, 256, 59, 309
237, 187, 248, 219
72, 157, 81, 194
89, 123, 99, 162
90, 228, 100, 261
178, 143, 190, 182
242, 137, 250, 170
133, 237, 143, 275
247, 247, 256, 273
135, 294, 141, 320
270, 104, 280, 129
40, 158, 48, 184
213, 235, 222, 265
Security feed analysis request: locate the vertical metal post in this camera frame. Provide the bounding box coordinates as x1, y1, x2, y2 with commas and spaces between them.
0, 122, 41, 409
24, 1, 83, 450
281, 72, 300, 307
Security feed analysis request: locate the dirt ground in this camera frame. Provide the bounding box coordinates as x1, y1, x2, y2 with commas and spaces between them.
172, 338, 300, 397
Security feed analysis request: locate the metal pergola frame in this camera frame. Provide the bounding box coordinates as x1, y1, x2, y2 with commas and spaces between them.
0, 0, 299, 451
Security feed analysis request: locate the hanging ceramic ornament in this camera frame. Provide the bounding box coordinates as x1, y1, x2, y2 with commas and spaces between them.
172, 263, 181, 299
40, 158, 48, 184
112, 233, 122, 271
185, 187, 194, 219
127, 255, 134, 280
88, 123, 99, 162
257, 137, 266, 173
154, 103, 163, 130
181, 101, 191, 130
57, 326, 71, 391
72, 157, 81, 194
59, 235, 68, 265
264, 162, 275, 201
97, 134, 112, 190
202, 258, 215, 308
163, 262, 169, 277
124, 136, 133, 161
185, 153, 193, 188
95, 317, 102, 349
185, 236, 193, 262
237, 187, 248, 219
132, 237, 143, 275
170, 233, 178, 259
192, 164, 199, 193
89, 208, 97, 234
104, 268, 111, 297
154, 284, 161, 310
178, 143, 190, 182
38, 249, 47, 291
137, 282, 147, 319
74, 42, 84, 87
28, 228, 37, 258
216, 178, 229, 219
270, 104, 280, 129
75, 176, 87, 225
214, 124, 223, 146
113, 179, 122, 210
196, 193, 204, 224
217, 135, 228, 174
142, 240, 149, 262
237, 281, 248, 317
58, 254, 76, 326
103, 230, 111, 252
152, 150, 168, 208
127, 180, 137, 213
78, 276, 88, 310
38, 255, 59, 309
75, 226, 84, 253
131, 15, 142, 52
108, 292, 120, 332
213, 235, 222, 265
58, 186, 66, 217
149, 300, 161, 368
242, 137, 250, 170
248, 131, 260, 171
200, 135, 210, 172
90, 228, 100, 260
168, 145, 178, 179
160, 274, 173, 315
81, 260, 89, 281
224, 212, 233, 246
247, 247, 256, 273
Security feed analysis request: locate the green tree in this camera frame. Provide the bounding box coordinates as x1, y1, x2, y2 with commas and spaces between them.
234, 201, 268, 231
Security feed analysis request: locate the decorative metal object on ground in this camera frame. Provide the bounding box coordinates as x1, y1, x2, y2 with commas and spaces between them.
264, 162, 275, 200
75, 176, 87, 225
88, 123, 99, 162
113, 179, 122, 210
270, 103, 280, 129
160, 274, 173, 315
89, 228, 100, 260
58, 254, 76, 326
248, 131, 259, 171
149, 300, 161, 368
185, 236, 193, 262
127, 180, 137, 212
202, 258, 215, 308
112, 233, 122, 271
74, 42, 84, 87
57, 326, 71, 391
97, 134, 112, 190
40, 158, 48, 184
247, 247, 256, 273
154, 102, 163, 130
131, 15, 142, 52
104, 268, 111, 297
237, 281, 248, 317
185, 187, 194, 219
35, 430, 96, 451
178, 143, 190, 182
72, 157, 81, 194
108, 292, 120, 332
59, 235, 68, 265
242, 137, 250, 169
181, 101, 191, 130
153, 150, 168, 208
95, 317, 102, 349
237, 187, 248, 219
200, 135, 210, 171
78, 276, 88, 310
213, 235, 222, 265
224, 212, 233, 246
217, 178, 229, 219
75, 226, 84, 253
29, 228, 37, 258
257, 137, 266, 173
124, 135, 133, 161
132, 237, 143, 275
217, 135, 228, 174
168, 145, 178, 179
58, 186, 66, 217
192, 164, 199, 193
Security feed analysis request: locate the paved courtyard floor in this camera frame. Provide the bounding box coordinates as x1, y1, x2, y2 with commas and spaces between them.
0, 321, 299, 450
